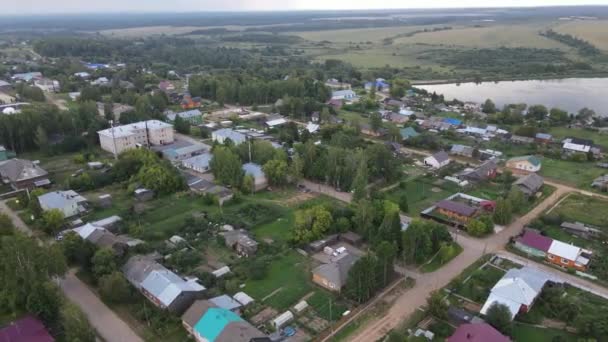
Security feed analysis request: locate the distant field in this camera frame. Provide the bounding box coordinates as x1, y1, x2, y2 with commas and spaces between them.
554, 20, 608, 51
99, 25, 209, 37
394, 24, 566, 49
314, 45, 450, 69
290, 26, 419, 42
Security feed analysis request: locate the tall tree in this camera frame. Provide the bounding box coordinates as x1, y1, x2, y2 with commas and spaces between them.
210, 146, 244, 188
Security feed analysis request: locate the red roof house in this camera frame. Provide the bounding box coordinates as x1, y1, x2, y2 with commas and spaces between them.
447, 323, 510, 342
0, 316, 54, 342
516, 230, 553, 253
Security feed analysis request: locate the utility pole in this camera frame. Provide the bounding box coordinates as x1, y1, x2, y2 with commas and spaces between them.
110, 120, 118, 160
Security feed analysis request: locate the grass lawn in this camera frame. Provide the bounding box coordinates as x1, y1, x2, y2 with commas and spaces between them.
307, 291, 348, 322
466, 181, 507, 201
251, 212, 294, 243
512, 323, 578, 342
243, 251, 313, 311
453, 264, 506, 303
421, 243, 463, 273
550, 193, 608, 228
547, 126, 608, 149
539, 158, 604, 188
385, 176, 460, 216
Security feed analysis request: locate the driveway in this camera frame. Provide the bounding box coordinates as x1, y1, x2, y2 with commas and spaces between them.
58, 270, 144, 342
1, 200, 143, 342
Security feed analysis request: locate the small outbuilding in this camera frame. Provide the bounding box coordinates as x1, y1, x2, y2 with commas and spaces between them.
272, 311, 294, 329
134, 188, 154, 202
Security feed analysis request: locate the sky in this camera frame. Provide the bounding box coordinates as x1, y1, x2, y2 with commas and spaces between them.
3, 0, 608, 15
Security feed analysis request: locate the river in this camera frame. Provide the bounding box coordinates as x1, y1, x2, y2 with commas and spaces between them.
417, 78, 608, 115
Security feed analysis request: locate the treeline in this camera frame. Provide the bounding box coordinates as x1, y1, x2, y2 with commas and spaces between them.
0, 103, 106, 153
188, 75, 331, 106
221, 33, 303, 44
420, 47, 593, 77
542, 30, 601, 56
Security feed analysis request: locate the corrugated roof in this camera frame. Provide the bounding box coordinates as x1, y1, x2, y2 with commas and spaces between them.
193, 308, 242, 342
210, 295, 242, 311
548, 240, 582, 262
517, 230, 553, 252
447, 323, 510, 342
436, 200, 476, 217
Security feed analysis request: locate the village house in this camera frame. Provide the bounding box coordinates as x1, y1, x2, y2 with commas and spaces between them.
11, 71, 43, 82
166, 109, 203, 124
450, 144, 475, 158
447, 323, 510, 342
506, 155, 542, 173
327, 98, 343, 109
514, 229, 592, 271
509, 135, 535, 145
562, 137, 594, 155
424, 151, 450, 169
181, 153, 213, 173
181, 93, 202, 109
186, 176, 234, 205
123, 255, 205, 314
435, 200, 477, 224
387, 112, 409, 124
212, 128, 247, 145
38, 190, 88, 218
535, 133, 553, 144
312, 252, 360, 292
181, 300, 267, 342
161, 143, 210, 162
364, 78, 389, 91
33, 78, 60, 92
242, 163, 268, 191
97, 120, 174, 155
222, 229, 259, 257
0, 158, 49, 190
480, 266, 555, 320
400, 127, 420, 141
209, 295, 243, 314
458, 160, 498, 182
330, 89, 358, 101
560, 222, 602, 239
360, 124, 387, 137
158, 80, 176, 93
513, 173, 544, 197
324, 78, 351, 89
72, 221, 141, 256
91, 77, 110, 86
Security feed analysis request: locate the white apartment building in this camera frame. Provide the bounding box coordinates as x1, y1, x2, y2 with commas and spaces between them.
97, 120, 174, 155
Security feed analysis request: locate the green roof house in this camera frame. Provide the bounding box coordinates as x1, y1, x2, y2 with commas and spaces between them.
506, 155, 542, 173
400, 127, 420, 140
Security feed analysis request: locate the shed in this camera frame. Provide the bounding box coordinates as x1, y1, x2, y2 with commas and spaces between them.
340, 231, 362, 246
212, 266, 231, 278
234, 292, 254, 306
293, 301, 309, 313
134, 188, 154, 202
272, 311, 294, 329
98, 194, 112, 208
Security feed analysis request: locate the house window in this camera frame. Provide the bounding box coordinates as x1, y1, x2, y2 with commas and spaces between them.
562, 258, 569, 264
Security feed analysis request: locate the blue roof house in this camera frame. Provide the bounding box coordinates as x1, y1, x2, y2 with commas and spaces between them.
365, 78, 390, 91
442, 118, 462, 126
400, 127, 420, 140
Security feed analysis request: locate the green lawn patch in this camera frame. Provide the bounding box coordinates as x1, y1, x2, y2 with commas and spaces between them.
512, 323, 578, 342
385, 176, 460, 216
421, 243, 463, 273
452, 264, 506, 303
307, 291, 348, 322
539, 158, 604, 188
550, 193, 608, 228
244, 251, 312, 311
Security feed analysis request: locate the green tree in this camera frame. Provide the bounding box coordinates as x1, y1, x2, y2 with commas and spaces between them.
353, 199, 375, 241
352, 158, 368, 202
26, 282, 62, 324
292, 205, 333, 243
242, 175, 255, 195
375, 241, 397, 287
91, 248, 118, 280
549, 107, 569, 125
493, 199, 513, 225
528, 104, 548, 121
398, 193, 409, 213
427, 290, 448, 319
99, 272, 131, 303
60, 302, 96, 342
263, 159, 288, 186
61, 232, 96, 269
0, 213, 15, 235
42, 209, 65, 235
370, 112, 382, 132
486, 302, 513, 335
320, 107, 331, 123
482, 99, 496, 114
402, 220, 433, 264
467, 218, 489, 237
289, 155, 304, 183
173, 115, 191, 134
35, 126, 48, 150
507, 188, 526, 212
210, 146, 244, 187
344, 254, 379, 303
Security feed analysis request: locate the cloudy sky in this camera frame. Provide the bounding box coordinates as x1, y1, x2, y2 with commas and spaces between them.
4, 0, 608, 15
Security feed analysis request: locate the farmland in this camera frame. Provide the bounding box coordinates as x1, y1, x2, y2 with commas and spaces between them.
554, 20, 608, 51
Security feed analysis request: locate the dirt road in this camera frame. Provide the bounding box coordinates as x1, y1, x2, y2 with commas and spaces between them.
0, 200, 143, 342
58, 270, 144, 342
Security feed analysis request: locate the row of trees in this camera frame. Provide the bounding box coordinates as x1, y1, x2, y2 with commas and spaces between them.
112, 149, 186, 195
188, 75, 331, 106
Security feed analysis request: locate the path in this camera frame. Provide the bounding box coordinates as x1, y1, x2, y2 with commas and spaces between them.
0, 200, 142, 342
58, 270, 144, 342
315, 180, 572, 342
45, 92, 68, 111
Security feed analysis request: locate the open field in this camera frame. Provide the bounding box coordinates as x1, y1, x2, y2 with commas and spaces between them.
385, 176, 461, 216
554, 20, 608, 51
394, 24, 566, 49
290, 26, 421, 42
513, 323, 578, 342
549, 193, 608, 228
539, 158, 604, 188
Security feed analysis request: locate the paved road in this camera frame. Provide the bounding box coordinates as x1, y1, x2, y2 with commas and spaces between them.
58, 270, 144, 342
0, 200, 143, 342
316, 180, 573, 342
